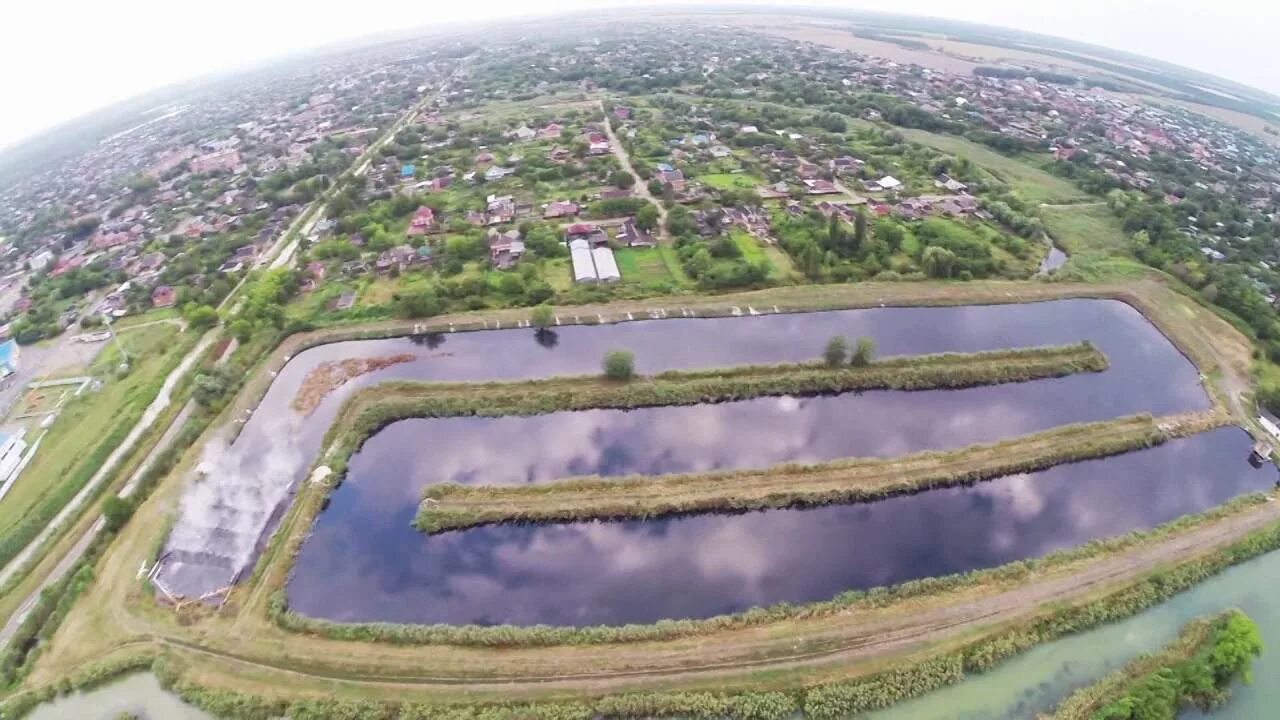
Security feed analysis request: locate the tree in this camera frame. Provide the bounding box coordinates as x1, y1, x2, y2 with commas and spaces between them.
922, 245, 958, 278
851, 336, 876, 366
184, 304, 219, 330
102, 496, 136, 532
635, 203, 660, 232
823, 336, 849, 367
396, 289, 443, 319
875, 219, 905, 253
854, 208, 868, 250
603, 350, 635, 380
662, 182, 675, 208
229, 318, 254, 343
530, 304, 554, 329
192, 370, 230, 407
611, 171, 636, 189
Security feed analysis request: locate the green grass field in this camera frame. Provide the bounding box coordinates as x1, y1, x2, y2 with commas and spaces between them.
899, 130, 1089, 205
699, 173, 764, 191
0, 323, 188, 553
615, 247, 675, 285
1040, 203, 1148, 281
732, 229, 781, 278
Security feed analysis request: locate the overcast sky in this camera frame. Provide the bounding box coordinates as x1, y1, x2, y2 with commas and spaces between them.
0, 0, 1270, 148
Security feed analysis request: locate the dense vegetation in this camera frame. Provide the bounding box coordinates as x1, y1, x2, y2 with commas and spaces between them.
1046, 610, 1263, 719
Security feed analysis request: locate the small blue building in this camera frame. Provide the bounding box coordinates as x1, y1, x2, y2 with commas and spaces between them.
401, 163, 416, 178
0, 340, 18, 378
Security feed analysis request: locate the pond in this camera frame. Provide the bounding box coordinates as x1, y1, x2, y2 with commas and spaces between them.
162, 299, 1209, 600
289, 427, 1266, 626
26, 673, 210, 720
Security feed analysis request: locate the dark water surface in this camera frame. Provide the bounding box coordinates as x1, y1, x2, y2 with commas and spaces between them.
291, 428, 1266, 626
282, 299, 1250, 626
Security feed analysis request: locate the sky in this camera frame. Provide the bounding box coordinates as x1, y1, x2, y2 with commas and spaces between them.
0, 0, 1270, 148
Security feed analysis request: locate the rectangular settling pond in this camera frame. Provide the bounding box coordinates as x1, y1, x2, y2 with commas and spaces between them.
289, 427, 1268, 627
173, 299, 1212, 600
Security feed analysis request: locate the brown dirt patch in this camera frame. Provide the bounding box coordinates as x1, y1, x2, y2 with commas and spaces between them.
291, 354, 415, 415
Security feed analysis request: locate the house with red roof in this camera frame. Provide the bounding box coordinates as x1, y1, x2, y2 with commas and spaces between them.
406, 207, 437, 236
151, 285, 177, 308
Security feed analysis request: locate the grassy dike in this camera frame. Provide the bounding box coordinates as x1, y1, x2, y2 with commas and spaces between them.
9, 498, 1280, 720
415, 413, 1166, 533
1042, 609, 1262, 720
320, 341, 1108, 479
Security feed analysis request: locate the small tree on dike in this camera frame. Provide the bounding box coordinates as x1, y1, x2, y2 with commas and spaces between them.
531, 304, 554, 329
851, 336, 876, 366
603, 350, 635, 380
823, 336, 849, 367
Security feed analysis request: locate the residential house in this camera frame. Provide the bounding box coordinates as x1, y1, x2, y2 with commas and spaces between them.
488, 229, 525, 270
934, 175, 969, 193
537, 122, 563, 140
151, 285, 177, 308
376, 245, 418, 273
484, 166, 514, 181
618, 218, 655, 247
406, 207, 437, 236
803, 178, 840, 195
545, 200, 580, 219
830, 156, 865, 176
565, 223, 609, 246
486, 195, 516, 225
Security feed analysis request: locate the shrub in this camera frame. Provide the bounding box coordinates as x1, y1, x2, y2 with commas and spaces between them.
851, 336, 876, 366
603, 350, 635, 380
531, 304, 555, 329
823, 336, 849, 367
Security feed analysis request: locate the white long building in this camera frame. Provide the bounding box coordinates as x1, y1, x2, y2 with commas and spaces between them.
569, 239, 597, 283
592, 246, 621, 282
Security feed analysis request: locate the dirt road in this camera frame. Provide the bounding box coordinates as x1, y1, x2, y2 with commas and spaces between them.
601, 103, 669, 243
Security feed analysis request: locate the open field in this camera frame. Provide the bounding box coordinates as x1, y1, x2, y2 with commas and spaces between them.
614, 247, 676, 286
898, 130, 1088, 205
0, 278, 1261, 717
699, 173, 764, 190
1038, 203, 1150, 281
